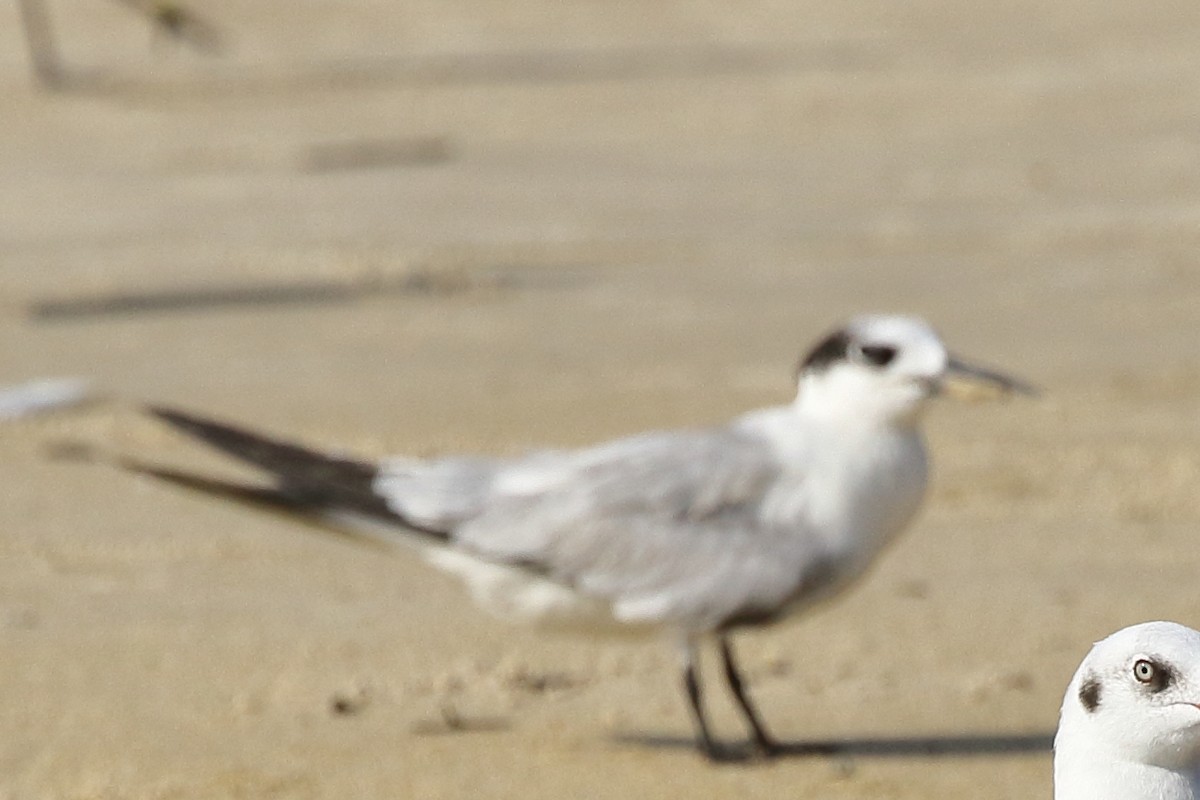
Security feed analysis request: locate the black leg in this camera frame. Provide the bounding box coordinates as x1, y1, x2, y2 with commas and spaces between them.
680, 642, 724, 760
719, 635, 780, 757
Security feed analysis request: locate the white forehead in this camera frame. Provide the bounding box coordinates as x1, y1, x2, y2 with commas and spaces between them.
845, 314, 943, 348
1087, 621, 1200, 669
844, 314, 948, 376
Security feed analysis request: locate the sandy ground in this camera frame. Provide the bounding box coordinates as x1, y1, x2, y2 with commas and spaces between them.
2, 1, 1200, 797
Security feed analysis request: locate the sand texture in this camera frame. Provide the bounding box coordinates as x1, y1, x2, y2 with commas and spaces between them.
2, 1, 1200, 797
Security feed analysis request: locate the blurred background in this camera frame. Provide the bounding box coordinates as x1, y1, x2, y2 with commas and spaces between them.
1, 1, 1199, 798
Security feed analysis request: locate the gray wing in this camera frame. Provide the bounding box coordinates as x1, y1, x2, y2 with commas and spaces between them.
382, 426, 828, 630
139, 405, 829, 631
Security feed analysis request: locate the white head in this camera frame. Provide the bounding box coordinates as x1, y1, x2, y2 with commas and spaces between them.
1056, 621, 1200, 798
794, 314, 1031, 426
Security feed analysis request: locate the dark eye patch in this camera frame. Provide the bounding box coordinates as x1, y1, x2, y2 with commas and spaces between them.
1078, 674, 1102, 713
797, 331, 898, 377
1133, 657, 1175, 694
858, 344, 898, 367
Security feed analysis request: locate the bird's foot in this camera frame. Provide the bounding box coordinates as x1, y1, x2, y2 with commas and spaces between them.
749, 734, 784, 760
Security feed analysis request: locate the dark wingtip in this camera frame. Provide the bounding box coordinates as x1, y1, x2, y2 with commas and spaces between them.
138, 403, 451, 542
147, 403, 216, 433
146, 403, 179, 420
112, 457, 396, 551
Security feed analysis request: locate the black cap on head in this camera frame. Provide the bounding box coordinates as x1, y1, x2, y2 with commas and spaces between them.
798, 329, 852, 375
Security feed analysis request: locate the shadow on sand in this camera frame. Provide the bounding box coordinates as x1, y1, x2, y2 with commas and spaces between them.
615, 730, 1054, 762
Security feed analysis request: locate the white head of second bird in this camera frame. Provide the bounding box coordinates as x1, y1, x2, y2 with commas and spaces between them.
1055, 621, 1200, 800
794, 314, 1033, 426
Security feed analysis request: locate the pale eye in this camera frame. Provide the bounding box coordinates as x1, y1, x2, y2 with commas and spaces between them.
1133, 659, 1156, 683
1132, 658, 1174, 693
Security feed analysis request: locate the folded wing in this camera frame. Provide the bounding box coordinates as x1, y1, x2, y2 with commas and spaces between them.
382, 427, 825, 631
148, 406, 828, 631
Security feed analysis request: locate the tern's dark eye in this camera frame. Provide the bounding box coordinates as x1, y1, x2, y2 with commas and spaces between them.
1133, 658, 1173, 692
855, 344, 898, 368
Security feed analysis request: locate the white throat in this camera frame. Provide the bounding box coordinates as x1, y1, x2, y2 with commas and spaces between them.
1055, 688, 1200, 800
1055, 738, 1200, 800
795, 370, 929, 429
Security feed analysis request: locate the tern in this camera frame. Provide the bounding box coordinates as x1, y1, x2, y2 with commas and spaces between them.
114, 314, 1032, 760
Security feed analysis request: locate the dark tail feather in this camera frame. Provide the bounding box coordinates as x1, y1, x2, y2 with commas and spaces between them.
114, 458, 398, 550
146, 405, 447, 539
149, 405, 377, 486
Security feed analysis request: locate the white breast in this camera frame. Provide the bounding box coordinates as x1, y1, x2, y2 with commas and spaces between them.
1055, 752, 1200, 800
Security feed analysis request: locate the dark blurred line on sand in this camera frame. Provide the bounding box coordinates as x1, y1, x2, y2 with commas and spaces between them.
29, 266, 588, 322
300, 136, 455, 172
50, 40, 890, 98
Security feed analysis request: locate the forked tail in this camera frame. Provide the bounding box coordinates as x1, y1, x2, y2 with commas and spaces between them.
131, 406, 450, 540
